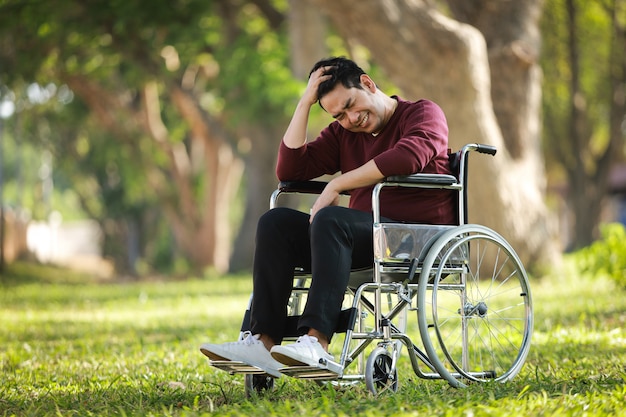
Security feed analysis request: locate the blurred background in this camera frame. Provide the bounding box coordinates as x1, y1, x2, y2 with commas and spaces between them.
0, 0, 624, 279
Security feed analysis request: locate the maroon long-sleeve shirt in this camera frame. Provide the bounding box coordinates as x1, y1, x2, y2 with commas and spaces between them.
276, 97, 456, 224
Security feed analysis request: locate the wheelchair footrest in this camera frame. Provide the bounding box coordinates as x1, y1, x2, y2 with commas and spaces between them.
209, 360, 271, 376
278, 362, 343, 380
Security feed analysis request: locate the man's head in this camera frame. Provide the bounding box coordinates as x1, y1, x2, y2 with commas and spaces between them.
309, 57, 366, 104
310, 57, 393, 135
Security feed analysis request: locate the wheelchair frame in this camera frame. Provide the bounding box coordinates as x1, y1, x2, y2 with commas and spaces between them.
210, 143, 533, 395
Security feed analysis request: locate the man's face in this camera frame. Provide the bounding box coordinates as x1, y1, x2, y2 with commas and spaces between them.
319, 74, 383, 134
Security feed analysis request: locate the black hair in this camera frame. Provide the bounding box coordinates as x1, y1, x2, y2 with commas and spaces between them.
309, 57, 366, 103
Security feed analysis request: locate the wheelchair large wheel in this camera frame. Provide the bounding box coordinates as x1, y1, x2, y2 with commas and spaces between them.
417, 224, 533, 387
365, 347, 398, 395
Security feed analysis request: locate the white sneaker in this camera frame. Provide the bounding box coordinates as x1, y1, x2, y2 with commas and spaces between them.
270, 335, 336, 367
200, 332, 283, 378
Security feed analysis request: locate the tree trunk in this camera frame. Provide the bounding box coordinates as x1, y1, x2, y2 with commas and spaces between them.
65, 75, 244, 274
229, 126, 283, 272
167, 85, 244, 273
288, 0, 328, 79
559, 0, 626, 250
312, 0, 558, 270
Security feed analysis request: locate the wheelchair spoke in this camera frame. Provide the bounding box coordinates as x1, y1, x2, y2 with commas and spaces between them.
417, 225, 533, 385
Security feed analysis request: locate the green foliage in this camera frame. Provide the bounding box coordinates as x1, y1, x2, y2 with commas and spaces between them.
541, 0, 625, 177
1, 260, 625, 416
215, 29, 302, 130
574, 222, 626, 288
0, 0, 306, 274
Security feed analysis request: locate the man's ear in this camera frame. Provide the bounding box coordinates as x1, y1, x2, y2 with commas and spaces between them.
360, 74, 377, 92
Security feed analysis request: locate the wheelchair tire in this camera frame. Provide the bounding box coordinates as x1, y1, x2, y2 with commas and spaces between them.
417, 224, 533, 387
365, 347, 398, 395
244, 374, 275, 397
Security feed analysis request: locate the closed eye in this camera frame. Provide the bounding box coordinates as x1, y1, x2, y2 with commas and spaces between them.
332, 97, 353, 120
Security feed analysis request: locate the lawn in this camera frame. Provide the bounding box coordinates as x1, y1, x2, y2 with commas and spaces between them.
1, 259, 625, 416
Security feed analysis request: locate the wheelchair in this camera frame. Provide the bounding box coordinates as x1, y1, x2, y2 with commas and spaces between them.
210, 143, 533, 396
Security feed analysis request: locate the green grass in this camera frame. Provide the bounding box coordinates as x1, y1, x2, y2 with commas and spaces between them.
1, 259, 625, 416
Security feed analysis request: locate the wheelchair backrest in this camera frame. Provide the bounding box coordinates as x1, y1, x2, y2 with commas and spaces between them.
449, 144, 497, 225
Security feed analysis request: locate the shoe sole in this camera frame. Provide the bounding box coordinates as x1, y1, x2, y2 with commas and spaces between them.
271, 351, 313, 367
200, 347, 230, 361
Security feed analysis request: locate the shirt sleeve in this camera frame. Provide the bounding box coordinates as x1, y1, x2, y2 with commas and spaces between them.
275, 124, 342, 181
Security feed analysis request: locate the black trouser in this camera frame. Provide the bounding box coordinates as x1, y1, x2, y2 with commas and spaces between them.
249, 206, 378, 344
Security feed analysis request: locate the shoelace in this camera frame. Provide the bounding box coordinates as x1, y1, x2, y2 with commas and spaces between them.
240, 331, 259, 345
296, 335, 318, 345
295, 335, 335, 361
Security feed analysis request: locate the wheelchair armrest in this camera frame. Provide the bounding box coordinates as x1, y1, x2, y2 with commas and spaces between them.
278, 181, 351, 195
385, 173, 458, 186
278, 173, 457, 196
273, 175, 457, 210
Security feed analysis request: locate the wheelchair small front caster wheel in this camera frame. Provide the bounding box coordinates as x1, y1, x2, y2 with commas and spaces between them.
244, 374, 275, 397
365, 347, 398, 395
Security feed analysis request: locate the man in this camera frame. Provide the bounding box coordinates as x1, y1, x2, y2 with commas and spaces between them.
200, 57, 455, 378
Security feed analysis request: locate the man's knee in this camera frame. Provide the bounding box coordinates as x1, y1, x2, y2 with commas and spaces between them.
310, 207, 354, 239
257, 207, 295, 230
257, 207, 309, 242
311, 206, 344, 226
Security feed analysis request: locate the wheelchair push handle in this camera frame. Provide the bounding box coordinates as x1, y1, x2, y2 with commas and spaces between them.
471, 143, 497, 156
